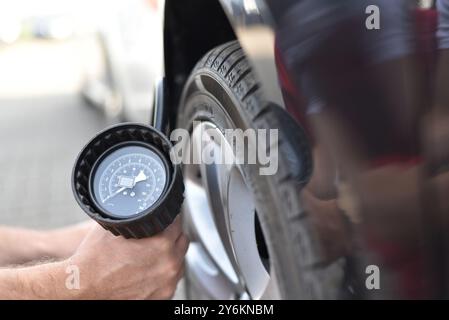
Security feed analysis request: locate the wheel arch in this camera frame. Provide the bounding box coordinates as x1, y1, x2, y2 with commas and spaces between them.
163, 0, 237, 130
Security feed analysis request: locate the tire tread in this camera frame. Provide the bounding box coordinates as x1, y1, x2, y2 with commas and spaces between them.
182, 41, 339, 299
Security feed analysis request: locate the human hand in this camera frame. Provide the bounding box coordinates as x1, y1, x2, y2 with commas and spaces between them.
69, 216, 189, 299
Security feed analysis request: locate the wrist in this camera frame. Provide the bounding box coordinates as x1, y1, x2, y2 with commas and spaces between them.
33, 230, 58, 259
39, 230, 69, 259
42, 221, 94, 260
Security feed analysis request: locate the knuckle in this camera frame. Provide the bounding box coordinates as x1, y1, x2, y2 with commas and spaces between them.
179, 263, 185, 275
178, 234, 190, 252
166, 258, 180, 276
156, 235, 173, 250
129, 239, 145, 250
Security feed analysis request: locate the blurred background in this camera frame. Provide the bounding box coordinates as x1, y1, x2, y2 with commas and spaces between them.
0, 0, 162, 228
1, 0, 447, 300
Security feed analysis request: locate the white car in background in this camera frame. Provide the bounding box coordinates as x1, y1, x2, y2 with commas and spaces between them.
82, 0, 163, 123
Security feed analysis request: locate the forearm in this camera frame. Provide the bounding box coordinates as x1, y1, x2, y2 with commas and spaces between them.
0, 260, 79, 299
44, 221, 93, 260
0, 221, 93, 266
0, 226, 50, 266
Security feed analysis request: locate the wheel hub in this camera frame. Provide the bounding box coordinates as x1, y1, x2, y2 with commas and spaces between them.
183, 121, 278, 299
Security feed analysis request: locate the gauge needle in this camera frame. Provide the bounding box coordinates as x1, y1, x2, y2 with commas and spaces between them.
102, 171, 148, 203
102, 187, 127, 203
133, 170, 148, 185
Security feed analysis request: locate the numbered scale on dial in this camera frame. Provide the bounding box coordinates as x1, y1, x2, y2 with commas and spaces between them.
72, 123, 184, 238
92, 144, 168, 218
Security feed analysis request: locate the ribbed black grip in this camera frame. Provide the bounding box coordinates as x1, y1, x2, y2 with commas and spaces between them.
72, 123, 184, 238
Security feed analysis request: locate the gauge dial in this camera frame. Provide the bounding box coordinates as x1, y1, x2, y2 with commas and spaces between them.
91, 144, 168, 218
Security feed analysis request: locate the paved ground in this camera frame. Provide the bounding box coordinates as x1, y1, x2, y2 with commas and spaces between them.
0, 39, 107, 228
0, 39, 185, 298
0, 94, 107, 228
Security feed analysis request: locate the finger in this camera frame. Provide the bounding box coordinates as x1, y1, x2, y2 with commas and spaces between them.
174, 233, 190, 257
173, 263, 185, 283
150, 266, 185, 300
159, 215, 183, 241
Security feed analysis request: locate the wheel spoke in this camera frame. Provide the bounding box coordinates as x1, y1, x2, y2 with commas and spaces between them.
183, 121, 276, 299
194, 123, 245, 279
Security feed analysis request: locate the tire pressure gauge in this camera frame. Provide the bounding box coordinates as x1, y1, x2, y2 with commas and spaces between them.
72, 123, 184, 238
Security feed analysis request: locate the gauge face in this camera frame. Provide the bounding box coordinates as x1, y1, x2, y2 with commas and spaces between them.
91, 144, 168, 218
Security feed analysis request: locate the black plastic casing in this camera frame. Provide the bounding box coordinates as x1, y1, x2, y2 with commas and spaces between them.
72, 123, 184, 239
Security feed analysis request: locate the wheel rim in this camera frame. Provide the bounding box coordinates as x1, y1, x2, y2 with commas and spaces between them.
183, 120, 279, 299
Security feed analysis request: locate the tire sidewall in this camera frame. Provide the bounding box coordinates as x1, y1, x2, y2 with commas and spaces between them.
178, 68, 319, 299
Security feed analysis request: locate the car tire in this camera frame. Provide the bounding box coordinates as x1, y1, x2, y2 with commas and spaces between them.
177, 41, 342, 299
